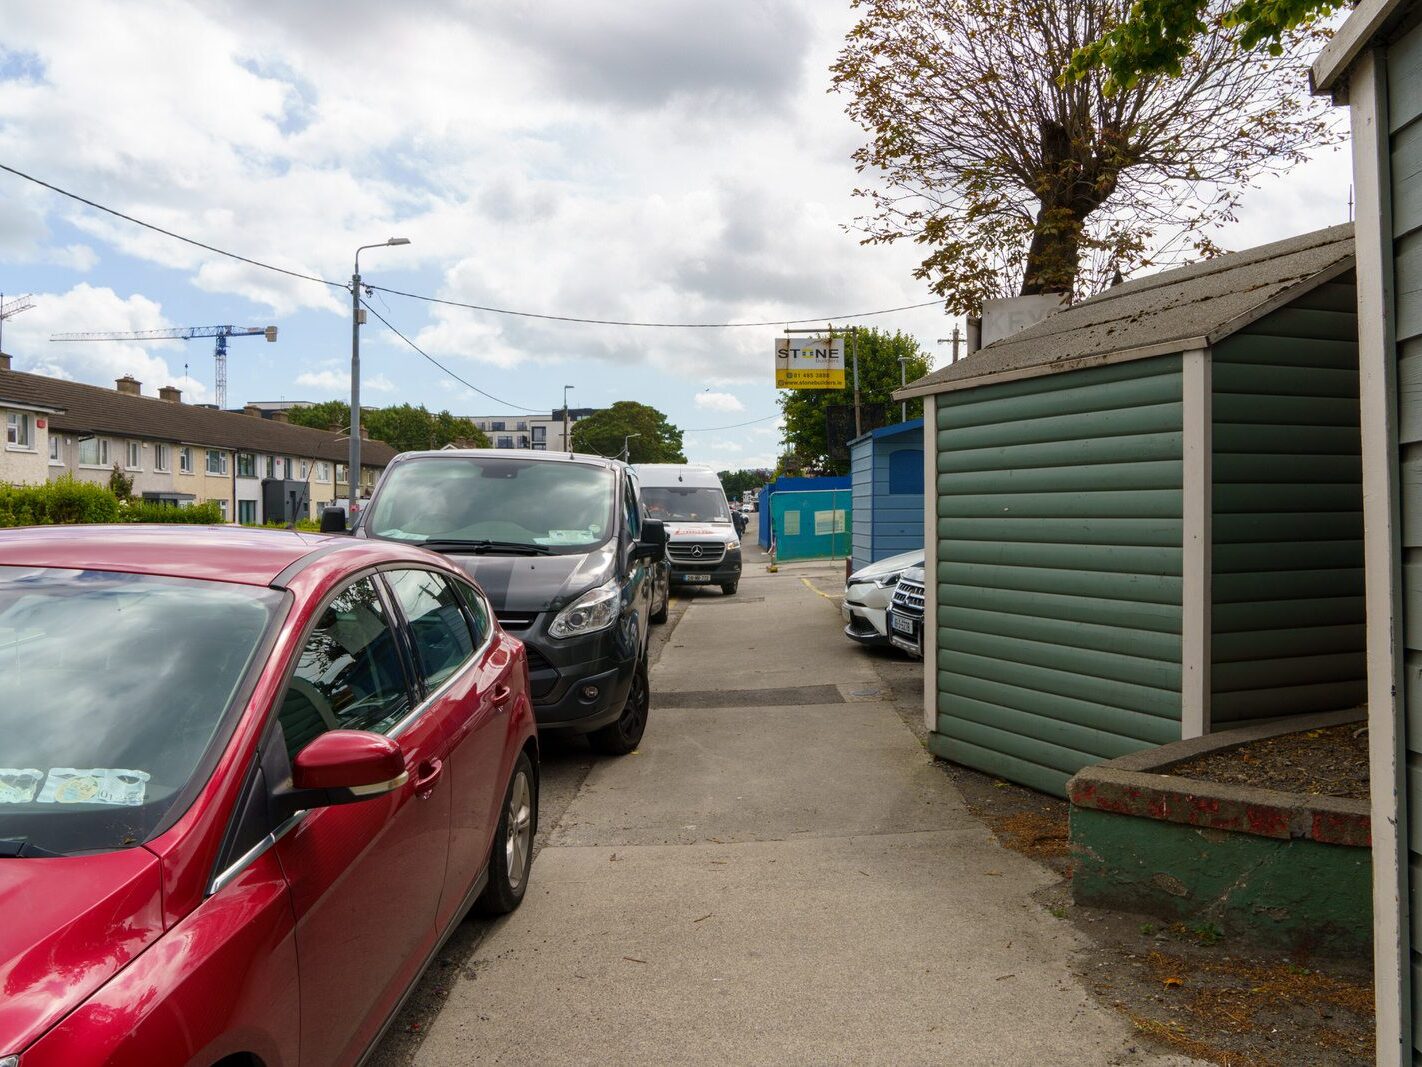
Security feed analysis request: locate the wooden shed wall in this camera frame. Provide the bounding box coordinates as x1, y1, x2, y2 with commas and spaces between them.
1209, 280, 1367, 726
851, 438, 873, 570
1386, 23, 1422, 1058
933, 356, 1185, 797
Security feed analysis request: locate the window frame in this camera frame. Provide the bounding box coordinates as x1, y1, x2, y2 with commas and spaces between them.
5, 412, 33, 450
179, 447, 194, 475
48, 434, 61, 465
237, 453, 256, 478
381, 566, 490, 696
125, 440, 142, 471
205, 449, 228, 476
153, 443, 170, 472
78, 436, 110, 467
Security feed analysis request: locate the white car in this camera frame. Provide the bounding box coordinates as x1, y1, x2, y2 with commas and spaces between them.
842, 549, 925, 648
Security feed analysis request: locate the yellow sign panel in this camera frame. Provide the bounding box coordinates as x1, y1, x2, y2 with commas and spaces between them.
775, 335, 846, 390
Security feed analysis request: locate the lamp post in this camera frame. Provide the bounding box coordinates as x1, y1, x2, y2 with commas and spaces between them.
897, 355, 910, 422
562, 385, 574, 452
350, 237, 410, 520
621, 433, 641, 462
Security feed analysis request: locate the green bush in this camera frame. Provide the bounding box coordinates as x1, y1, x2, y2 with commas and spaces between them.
0, 478, 123, 527
123, 500, 227, 524
258, 518, 322, 532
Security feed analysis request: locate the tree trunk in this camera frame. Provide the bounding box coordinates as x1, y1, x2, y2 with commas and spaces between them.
1020, 204, 1085, 296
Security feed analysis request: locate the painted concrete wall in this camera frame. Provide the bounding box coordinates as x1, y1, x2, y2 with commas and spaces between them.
933, 356, 1185, 797
0, 407, 50, 485
1210, 281, 1366, 726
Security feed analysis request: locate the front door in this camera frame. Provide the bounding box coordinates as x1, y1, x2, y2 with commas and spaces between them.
272, 574, 451, 1066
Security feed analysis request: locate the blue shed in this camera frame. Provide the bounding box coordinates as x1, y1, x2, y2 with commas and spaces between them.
849, 419, 926, 572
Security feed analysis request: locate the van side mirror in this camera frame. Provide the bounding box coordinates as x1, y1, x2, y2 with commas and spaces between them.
320, 507, 348, 534
634, 519, 666, 562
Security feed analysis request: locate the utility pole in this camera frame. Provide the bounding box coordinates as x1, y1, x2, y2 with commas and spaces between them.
937, 325, 964, 364
849, 326, 861, 437
351, 238, 410, 521
897, 355, 910, 422
563, 385, 574, 453
621, 433, 640, 462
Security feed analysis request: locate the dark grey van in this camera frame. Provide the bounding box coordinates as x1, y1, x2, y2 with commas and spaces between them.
342, 450, 666, 755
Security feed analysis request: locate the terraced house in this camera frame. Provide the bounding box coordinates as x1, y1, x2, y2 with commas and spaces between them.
0, 353, 396, 521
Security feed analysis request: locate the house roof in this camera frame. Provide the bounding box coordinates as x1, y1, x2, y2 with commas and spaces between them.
0, 367, 398, 467
898, 224, 1354, 399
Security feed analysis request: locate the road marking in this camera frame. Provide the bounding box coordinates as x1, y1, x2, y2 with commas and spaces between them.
800, 577, 843, 601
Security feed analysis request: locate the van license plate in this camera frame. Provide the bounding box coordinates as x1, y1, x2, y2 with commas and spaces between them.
683, 574, 711, 583
891, 614, 916, 635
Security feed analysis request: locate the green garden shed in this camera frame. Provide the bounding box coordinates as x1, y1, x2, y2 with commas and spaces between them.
896, 225, 1363, 798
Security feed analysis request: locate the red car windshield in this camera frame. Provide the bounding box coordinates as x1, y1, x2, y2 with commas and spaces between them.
0, 566, 283, 856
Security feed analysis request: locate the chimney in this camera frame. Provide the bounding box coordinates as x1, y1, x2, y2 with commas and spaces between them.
115, 376, 141, 396
270, 410, 290, 424
0, 353, 10, 371
159, 385, 182, 403
243, 404, 263, 417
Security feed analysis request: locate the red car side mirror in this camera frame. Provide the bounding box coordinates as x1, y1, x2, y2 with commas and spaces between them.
292, 731, 407, 803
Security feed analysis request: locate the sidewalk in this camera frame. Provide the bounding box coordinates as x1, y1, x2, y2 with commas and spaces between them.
413, 558, 1201, 1065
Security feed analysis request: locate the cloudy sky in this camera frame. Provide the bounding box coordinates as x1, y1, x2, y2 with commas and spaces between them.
0, 2, 1351, 470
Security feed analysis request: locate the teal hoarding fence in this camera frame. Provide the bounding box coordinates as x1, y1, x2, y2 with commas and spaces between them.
769, 489, 852, 562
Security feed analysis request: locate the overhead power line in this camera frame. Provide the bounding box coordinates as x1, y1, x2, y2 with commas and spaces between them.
682, 412, 781, 432
1, 162, 947, 329
358, 298, 546, 413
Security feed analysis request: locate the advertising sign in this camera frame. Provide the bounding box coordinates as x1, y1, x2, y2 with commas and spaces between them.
775, 334, 845, 389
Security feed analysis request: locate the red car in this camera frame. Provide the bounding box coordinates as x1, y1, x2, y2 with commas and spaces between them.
0, 525, 538, 1067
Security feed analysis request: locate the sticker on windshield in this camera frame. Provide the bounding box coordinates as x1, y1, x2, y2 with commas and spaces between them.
0, 769, 44, 804
36, 768, 151, 806
536, 530, 595, 545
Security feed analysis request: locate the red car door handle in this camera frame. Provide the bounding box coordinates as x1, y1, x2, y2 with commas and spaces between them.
493, 684, 513, 709
414, 759, 444, 798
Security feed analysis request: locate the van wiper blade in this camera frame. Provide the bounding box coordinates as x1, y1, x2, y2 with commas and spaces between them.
417, 539, 552, 556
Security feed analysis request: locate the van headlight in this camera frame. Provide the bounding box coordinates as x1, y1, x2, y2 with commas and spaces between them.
549, 579, 621, 639
727, 539, 740, 550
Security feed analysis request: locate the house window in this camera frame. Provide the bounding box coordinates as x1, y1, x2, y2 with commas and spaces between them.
238, 499, 257, 525
299, 459, 310, 479
335, 463, 347, 483
497, 435, 513, 448
126, 441, 142, 470
205, 450, 228, 476
316, 461, 331, 481
179, 447, 194, 474
491, 421, 505, 432
154, 444, 170, 472
79, 437, 110, 467
48, 435, 61, 464
5, 412, 33, 449
237, 453, 256, 478
532, 426, 546, 443
265, 455, 275, 479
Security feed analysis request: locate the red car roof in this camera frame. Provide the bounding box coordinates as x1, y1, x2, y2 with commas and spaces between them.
0, 525, 363, 586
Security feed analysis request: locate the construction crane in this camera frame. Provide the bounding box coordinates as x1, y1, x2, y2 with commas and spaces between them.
0, 293, 35, 358
50, 324, 278, 409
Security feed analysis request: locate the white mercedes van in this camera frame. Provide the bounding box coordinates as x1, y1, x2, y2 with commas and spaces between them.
634, 464, 742, 595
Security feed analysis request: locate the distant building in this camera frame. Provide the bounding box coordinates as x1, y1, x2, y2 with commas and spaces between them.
0, 353, 395, 522
465, 407, 602, 452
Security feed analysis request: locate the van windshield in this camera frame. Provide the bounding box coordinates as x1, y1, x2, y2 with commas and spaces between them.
366, 456, 617, 553
642, 486, 730, 523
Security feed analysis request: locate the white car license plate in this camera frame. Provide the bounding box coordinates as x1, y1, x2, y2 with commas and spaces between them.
683, 574, 711, 583
891, 613, 916, 635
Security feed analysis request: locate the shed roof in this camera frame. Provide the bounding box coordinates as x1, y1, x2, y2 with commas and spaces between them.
0, 366, 398, 466
849, 418, 924, 448
898, 224, 1354, 399
1312, 0, 1405, 93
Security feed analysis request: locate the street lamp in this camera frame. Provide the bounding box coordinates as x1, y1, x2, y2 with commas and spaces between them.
897, 355, 911, 422
562, 385, 574, 453
620, 433, 641, 462
350, 237, 410, 520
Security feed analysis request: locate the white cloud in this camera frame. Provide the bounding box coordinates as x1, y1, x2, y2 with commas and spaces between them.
365, 373, 395, 393
294, 369, 345, 390
6, 283, 208, 401
694, 390, 744, 413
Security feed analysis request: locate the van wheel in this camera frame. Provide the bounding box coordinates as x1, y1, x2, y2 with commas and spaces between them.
589, 660, 649, 756
720, 582, 738, 596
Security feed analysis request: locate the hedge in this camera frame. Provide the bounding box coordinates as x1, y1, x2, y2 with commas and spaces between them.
0, 479, 227, 528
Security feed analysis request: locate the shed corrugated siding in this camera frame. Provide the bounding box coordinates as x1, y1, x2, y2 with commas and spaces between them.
934, 356, 1184, 797
1209, 284, 1366, 727
872, 439, 924, 562
851, 439, 874, 571
1388, 23, 1422, 1059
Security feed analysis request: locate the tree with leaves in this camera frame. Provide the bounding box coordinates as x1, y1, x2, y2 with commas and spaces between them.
1068, 0, 1339, 90
284, 401, 490, 452
831, 0, 1338, 316
570, 402, 686, 463
778, 329, 929, 476
718, 469, 774, 501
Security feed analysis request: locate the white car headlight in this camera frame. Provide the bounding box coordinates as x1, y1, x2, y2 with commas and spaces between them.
871, 572, 902, 589
549, 579, 621, 639
1, 1056, 18, 1067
